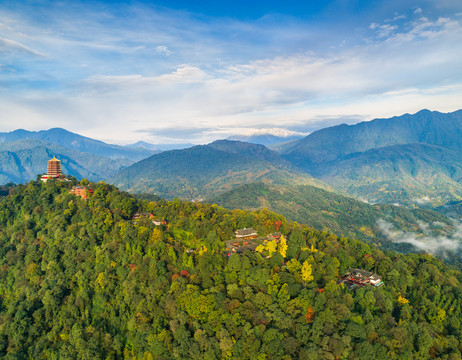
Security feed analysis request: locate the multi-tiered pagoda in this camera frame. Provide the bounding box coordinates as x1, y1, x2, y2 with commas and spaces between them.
41, 156, 63, 182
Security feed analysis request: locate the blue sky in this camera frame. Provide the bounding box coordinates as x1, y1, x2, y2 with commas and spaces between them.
1, 0, 461, 144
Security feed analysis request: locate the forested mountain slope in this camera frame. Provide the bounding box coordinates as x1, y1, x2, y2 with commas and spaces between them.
312, 143, 462, 206
111, 141, 329, 200
281, 109, 462, 166
0, 180, 461, 359
209, 182, 453, 244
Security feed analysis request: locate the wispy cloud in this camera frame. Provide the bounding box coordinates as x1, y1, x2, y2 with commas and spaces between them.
378, 219, 462, 256
0, 1, 461, 143
0, 37, 46, 56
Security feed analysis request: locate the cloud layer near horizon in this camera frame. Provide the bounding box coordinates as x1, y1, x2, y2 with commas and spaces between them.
0, 1, 461, 144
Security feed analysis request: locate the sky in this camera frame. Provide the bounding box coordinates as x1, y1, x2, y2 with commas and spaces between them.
1, 0, 461, 145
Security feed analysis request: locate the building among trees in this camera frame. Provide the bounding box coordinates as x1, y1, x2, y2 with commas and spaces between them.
235, 228, 258, 240
343, 268, 384, 289
69, 186, 93, 200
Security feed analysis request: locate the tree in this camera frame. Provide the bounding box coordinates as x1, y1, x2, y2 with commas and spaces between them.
278, 235, 288, 258
301, 260, 314, 283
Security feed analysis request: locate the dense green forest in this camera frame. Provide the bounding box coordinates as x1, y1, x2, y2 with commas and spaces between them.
0, 180, 461, 359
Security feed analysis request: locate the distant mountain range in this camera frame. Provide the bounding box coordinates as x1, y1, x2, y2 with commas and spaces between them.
279, 109, 462, 206
126, 141, 195, 152
111, 138, 459, 244
2, 109, 462, 218
0, 139, 127, 184
110, 140, 329, 200
0, 128, 156, 161
0, 128, 157, 184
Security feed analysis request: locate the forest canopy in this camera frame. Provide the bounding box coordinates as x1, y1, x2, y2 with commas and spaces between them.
0, 180, 461, 359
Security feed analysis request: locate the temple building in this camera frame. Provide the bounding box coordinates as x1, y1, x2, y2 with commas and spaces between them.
342, 268, 384, 289
41, 157, 64, 182
235, 228, 258, 240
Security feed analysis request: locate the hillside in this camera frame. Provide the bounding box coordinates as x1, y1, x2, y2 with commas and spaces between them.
209, 182, 454, 245
437, 201, 462, 220
0, 139, 127, 183
0, 128, 156, 161
111, 140, 329, 200
280, 109, 462, 205
0, 180, 461, 359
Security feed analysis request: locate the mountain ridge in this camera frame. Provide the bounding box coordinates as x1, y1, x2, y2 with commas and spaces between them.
279, 109, 462, 206
281, 109, 462, 166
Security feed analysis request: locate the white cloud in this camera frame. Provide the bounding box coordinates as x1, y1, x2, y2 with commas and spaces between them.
228, 127, 307, 138
386, 14, 406, 22
378, 219, 462, 255
155, 45, 171, 56
0, 2, 462, 144
372, 24, 398, 38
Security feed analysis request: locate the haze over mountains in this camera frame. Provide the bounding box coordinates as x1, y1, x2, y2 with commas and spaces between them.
226, 128, 305, 146
0, 139, 126, 184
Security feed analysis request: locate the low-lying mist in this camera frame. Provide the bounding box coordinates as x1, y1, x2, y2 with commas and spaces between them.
377, 219, 462, 257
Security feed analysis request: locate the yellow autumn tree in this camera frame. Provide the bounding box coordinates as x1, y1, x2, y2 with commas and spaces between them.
149, 228, 162, 243
398, 295, 410, 305
266, 239, 278, 257
301, 260, 314, 283
278, 235, 288, 258
286, 258, 301, 274
255, 244, 265, 253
